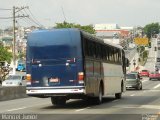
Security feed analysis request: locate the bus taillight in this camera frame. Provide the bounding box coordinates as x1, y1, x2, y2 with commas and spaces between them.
26, 74, 31, 85
78, 72, 84, 84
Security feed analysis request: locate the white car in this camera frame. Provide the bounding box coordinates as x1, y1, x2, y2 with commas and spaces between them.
2, 75, 26, 86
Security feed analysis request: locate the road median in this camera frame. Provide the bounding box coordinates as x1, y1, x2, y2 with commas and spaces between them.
0, 86, 27, 101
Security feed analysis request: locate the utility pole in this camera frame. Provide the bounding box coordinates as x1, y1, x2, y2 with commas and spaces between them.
12, 6, 16, 75
12, 6, 29, 75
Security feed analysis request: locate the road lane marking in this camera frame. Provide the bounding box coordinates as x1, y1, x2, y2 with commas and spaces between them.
149, 90, 160, 92
130, 94, 135, 96
113, 105, 160, 110
153, 84, 160, 89
142, 80, 148, 83
140, 105, 160, 110
111, 100, 118, 102
143, 90, 146, 93
75, 107, 90, 112
7, 107, 27, 112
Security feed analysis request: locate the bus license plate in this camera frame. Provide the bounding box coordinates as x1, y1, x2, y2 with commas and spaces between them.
50, 78, 59, 83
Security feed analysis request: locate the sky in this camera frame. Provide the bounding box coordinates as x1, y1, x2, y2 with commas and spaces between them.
0, 0, 160, 29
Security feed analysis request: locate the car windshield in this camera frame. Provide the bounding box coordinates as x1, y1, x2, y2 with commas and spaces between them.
126, 74, 137, 79
7, 76, 21, 80
18, 63, 24, 66
150, 72, 158, 74
142, 70, 148, 72
131, 72, 138, 74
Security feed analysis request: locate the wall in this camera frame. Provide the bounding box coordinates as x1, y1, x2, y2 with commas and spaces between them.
0, 86, 27, 101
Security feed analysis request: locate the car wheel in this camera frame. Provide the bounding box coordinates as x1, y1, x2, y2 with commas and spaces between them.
136, 84, 141, 90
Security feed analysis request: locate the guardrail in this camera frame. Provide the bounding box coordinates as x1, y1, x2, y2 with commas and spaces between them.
0, 86, 27, 101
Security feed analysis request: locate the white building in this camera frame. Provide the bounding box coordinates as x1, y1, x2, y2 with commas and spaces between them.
94, 24, 120, 30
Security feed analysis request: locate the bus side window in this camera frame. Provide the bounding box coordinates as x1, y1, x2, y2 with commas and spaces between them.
86, 61, 94, 76
84, 38, 89, 56
94, 62, 101, 76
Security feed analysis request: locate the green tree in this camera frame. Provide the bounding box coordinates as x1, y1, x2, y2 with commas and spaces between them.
0, 45, 12, 63
18, 52, 25, 60
143, 23, 160, 39
54, 21, 96, 34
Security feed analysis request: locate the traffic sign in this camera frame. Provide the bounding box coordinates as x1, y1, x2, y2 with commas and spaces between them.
134, 37, 149, 45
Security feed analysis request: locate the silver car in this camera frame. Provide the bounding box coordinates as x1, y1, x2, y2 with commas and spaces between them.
2, 75, 26, 86
126, 73, 142, 90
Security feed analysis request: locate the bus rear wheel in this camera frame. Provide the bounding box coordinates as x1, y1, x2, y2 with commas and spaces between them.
115, 93, 122, 99
51, 97, 66, 106
94, 84, 103, 104
115, 84, 123, 99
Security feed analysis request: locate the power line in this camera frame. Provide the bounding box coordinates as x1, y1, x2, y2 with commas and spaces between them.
0, 8, 12, 10
0, 17, 12, 19
27, 8, 44, 27
23, 8, 45, 28
27, 17, 43, 27
19, 9, 43, 27
17, 17, 34, 27
61, 6, 67, 22
0, 15, 28, 20
17, 10, 39, 27
17, 11, 34, 26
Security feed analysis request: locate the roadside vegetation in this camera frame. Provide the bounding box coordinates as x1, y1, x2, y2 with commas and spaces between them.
137, 46, 149, 66
0, 45, 12, 83
54, 21, 96, 34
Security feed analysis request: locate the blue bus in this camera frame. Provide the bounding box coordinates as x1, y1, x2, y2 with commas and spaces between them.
26, 28, 129, 105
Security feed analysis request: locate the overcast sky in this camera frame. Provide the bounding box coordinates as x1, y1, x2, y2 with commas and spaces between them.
0, 0, 160, 29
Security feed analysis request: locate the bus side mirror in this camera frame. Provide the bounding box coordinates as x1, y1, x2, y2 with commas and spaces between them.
125, 58, 129, 67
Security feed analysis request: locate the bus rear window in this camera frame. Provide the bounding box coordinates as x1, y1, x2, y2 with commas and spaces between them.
29, 45, 76, 59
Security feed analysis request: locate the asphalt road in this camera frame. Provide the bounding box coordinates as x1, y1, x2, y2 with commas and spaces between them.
0, 78, 160, 120
1, 40, 160, 120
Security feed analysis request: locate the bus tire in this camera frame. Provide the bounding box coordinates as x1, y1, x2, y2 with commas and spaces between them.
94, 84, 103, 104
115, 82, 123, 99
115, 93, 122, 99
51, 97, 66, 106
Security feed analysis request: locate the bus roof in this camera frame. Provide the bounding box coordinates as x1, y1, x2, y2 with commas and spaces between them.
81, 30, 123, 50
27, 28, 81, 47
28, 28, 123, 50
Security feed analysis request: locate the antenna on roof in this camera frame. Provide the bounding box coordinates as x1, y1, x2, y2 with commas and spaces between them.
61, 6, 67, 22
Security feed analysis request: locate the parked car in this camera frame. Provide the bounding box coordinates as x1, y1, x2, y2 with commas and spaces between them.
149, 72, 160, 80
2, 75, 26, 86
16, 63, 26, 72
126, 73, 142, 90
130, 71, 140, 75
139, 70, 149, 77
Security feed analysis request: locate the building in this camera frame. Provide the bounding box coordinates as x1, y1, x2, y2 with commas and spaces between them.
94, 23, 133, 46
